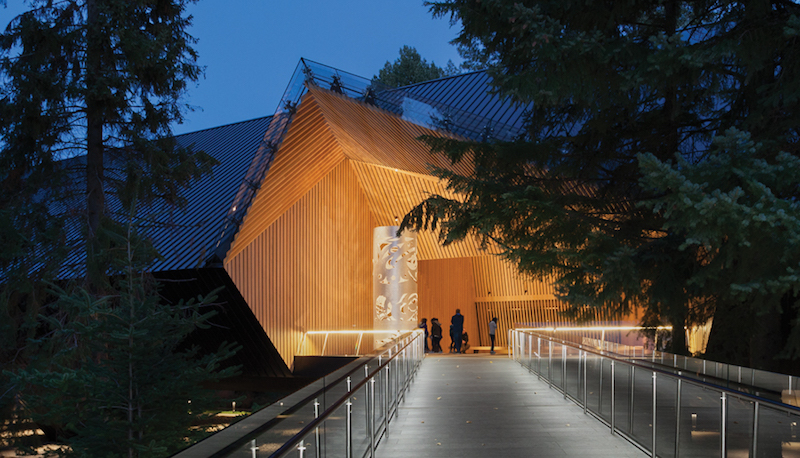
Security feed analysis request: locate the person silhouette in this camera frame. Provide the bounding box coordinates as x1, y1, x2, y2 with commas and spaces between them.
451, 309, 464, 353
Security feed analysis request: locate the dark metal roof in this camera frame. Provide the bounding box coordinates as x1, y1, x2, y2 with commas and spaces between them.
49, 116, 272, 277
384, 70, 532, 142
49, 60, 531, 277
149, 116, 274, 272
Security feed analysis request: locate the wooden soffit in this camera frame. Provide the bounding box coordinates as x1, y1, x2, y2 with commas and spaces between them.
306, 85, 474, 176
348, 160, 498, 260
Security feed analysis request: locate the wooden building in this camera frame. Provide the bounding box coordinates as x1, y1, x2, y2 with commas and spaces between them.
139, 60, 631, 377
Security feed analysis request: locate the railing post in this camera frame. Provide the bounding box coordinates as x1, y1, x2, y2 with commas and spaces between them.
629, 365, 635, 435
610, 360, 615, 435
384, 365, 390, 437
297, 439, 306, 458
314, 398, 321, 458
345, 397, 352, 458
537, 337, 542, 379
598, 356, 604, 413
652, 371, 657, 458
364, 365, 370, 443
528, 334, 532, 372
250, 439, 257, 458
751, 401, 759, 457
548, 339, 553, 387
394, 353, 400, 414
369, 377, 376, 458
578, 349, 583, 399
675, 378, 682, 457
583, 351, 588, 415
721, 391, 727, 458
562, 344, 567, 399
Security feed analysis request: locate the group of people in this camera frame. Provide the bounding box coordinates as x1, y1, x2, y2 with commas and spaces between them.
418, 311, 498, 354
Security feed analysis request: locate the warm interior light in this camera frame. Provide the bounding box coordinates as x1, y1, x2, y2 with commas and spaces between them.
305, 329, 420, 335
518, 325, 673, 332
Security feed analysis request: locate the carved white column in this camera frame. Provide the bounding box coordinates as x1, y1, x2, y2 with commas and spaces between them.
373, 226, 418, 346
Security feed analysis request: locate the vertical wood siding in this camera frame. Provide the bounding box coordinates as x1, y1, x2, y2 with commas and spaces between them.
418, 258, 479, 352
225, 160, 376, 367
472, 255, 558, 301
228, 93, 345, 260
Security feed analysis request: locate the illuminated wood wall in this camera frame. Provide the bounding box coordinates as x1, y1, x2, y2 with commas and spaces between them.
417, 257, 478, 351
225, 160, 376, 367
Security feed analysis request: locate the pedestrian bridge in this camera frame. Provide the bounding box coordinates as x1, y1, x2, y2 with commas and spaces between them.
175, 330, 800, 457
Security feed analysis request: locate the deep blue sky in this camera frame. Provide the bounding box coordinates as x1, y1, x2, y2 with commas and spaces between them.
1, 1, 463, 135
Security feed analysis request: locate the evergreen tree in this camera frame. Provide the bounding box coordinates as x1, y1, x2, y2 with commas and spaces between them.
0, 0, 215, 289
0, 0, 237, 453
374, 45, 459, 87
405, 0, 800, 369
11, 215, 239, 457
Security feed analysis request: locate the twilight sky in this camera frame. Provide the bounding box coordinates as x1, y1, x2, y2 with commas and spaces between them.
1, 1, 464, 135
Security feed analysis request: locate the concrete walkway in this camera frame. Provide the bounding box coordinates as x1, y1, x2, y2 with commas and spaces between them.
377, 353, 645, 457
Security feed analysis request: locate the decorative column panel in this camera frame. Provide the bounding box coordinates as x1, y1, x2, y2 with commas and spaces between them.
373, 226, 418, 346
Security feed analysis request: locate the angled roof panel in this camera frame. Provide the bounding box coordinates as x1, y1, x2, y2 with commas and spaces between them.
149, 116, 273, 272
376, 70, 531, 142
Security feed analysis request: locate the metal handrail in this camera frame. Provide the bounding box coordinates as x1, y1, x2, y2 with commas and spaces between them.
529, 327, 800, 397
513, 330, 800, 416
509, 328, 800, 457
174, 331, 423, 458
272, 333, 421, 457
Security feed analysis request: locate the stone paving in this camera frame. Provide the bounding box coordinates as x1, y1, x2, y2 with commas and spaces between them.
377, 353, 645, 457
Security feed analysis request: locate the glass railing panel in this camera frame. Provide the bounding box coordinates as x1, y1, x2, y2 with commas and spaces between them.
551, 342, 564, 389
242, 398, 319, 456
630, 367, 655, 448
754, 403, 800, 458
596, 358, 612, 422
564, 345, 581, 399
753, 370, 791, 396
373, 369, 387, 437
725, 395, 754, 458
683, 356, 704, 375
350, 384, 370, 456
654, 375, 677, 458
526, 334, 536, 373
535, 337, 545, 376
614, 363, 634, 435
679, 383, 721, 457
320, 405, 345, 456
319, 376, 351, 412
585, 352, 603, 416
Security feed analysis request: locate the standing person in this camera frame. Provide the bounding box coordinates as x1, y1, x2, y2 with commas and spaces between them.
419, 318, 429, 352
430, 318, 443, 353
489, 317, 498, 354
451, 309, 464, 354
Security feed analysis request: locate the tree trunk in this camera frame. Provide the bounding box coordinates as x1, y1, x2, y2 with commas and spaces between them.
703, 299, 752, 367
669, 309, 689, 356
85, 0, 105, 290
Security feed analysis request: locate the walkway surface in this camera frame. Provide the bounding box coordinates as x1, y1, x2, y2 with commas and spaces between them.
377, 353, 645, 457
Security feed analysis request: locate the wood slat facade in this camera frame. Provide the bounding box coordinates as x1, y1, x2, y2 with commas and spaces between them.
228, 93, 346, 260
225, 161, 376, 366
417, 257, 479, 351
